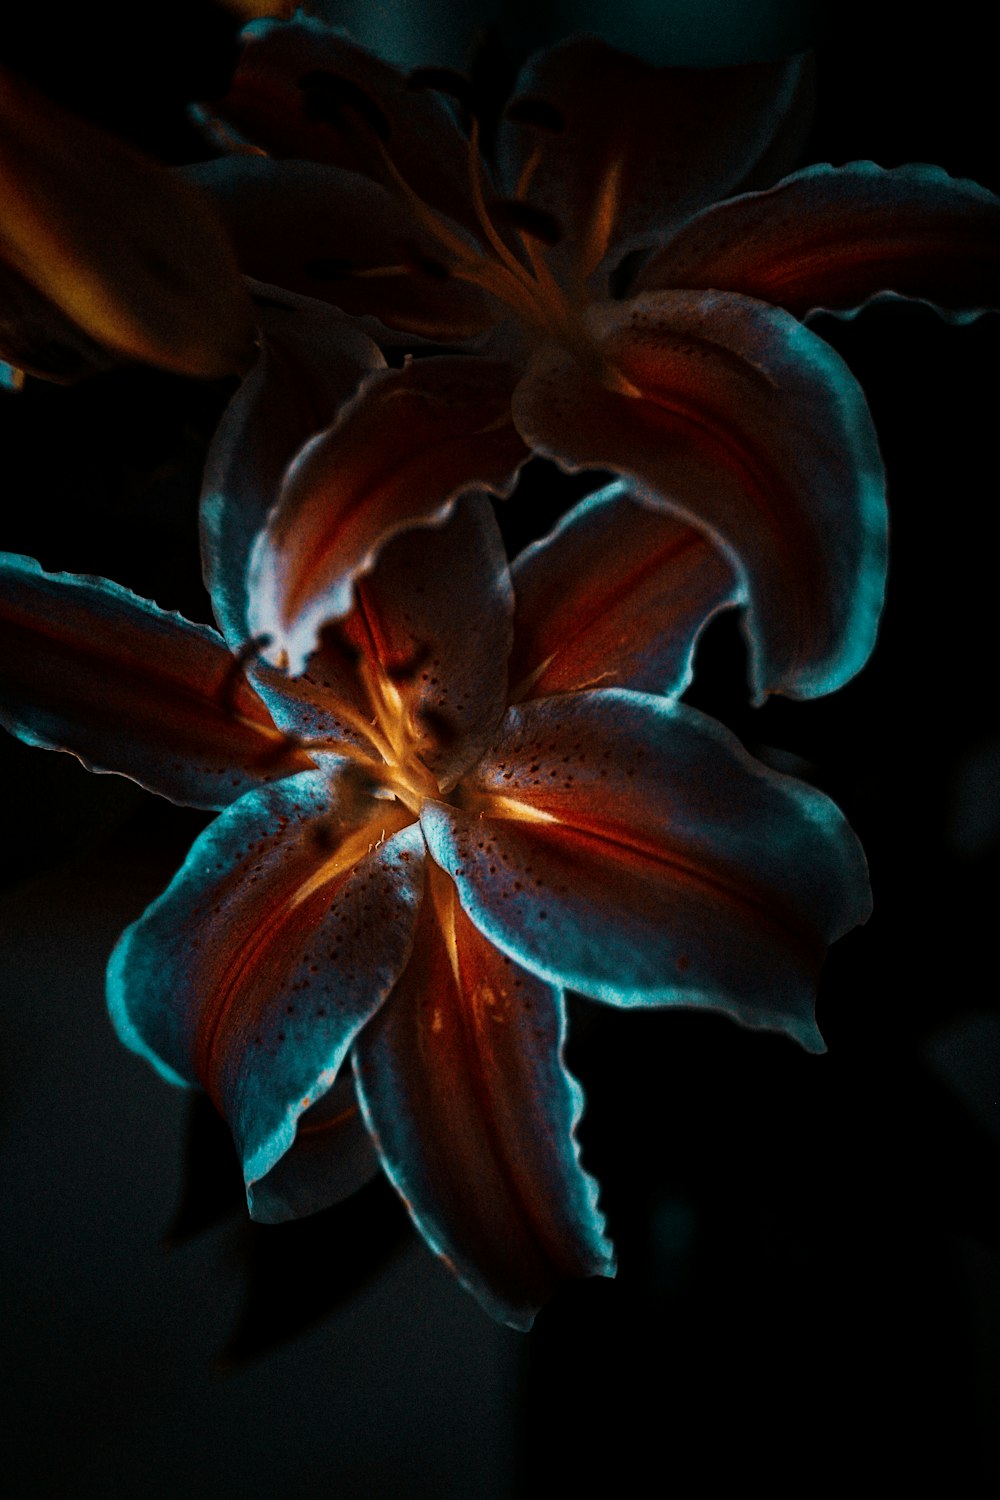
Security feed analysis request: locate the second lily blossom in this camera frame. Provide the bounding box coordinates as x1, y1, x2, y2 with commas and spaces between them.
190, 15, 999, 703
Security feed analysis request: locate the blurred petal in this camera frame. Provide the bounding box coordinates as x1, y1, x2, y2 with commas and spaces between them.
203, 15, 477, 229
201, 281, 383, 649
0, 554, 307, 809
248, 1071, 381, 1223
0, 260, 116, 383
108, 771, 424, 1193
421, 692, 871, 1052
496, 39, 812, 287
512, 291, 887, 702
248, 357, 527, 673
0, 65, 255, 378
354, 866, 613, 1330
509, 479, 740, 702
186, 157, 499, 341
634, 162, 1000, 323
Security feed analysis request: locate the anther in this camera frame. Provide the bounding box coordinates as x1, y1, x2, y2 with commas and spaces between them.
298, 72, 392, 142
491, 199, 564, 247
504, 97, 566, 132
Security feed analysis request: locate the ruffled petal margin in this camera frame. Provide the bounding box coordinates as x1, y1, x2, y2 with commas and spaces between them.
249, 1070, 381, 1223
512, 291, 887, 702
107, 770, 424, 1200
354, 863, 614, 1330
508, 479, 740, 702
248, 357, 528, 674
0, 554, 307, 809
421, 692, 871, 1052
634, 162, 1000, 324
201, 282, 384, 649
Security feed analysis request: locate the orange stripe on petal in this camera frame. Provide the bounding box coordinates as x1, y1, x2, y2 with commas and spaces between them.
421, 693, 871, 1051
636, 163, 1000, 323
248, 357, 527, 673
354, 864, 613, 1328
512, 291, 887, 702
108, 772, 424, 1196
0, 555, 308, 809
509, 480, 740, 701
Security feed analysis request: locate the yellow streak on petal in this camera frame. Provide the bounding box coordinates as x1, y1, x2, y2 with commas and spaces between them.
288, 804, 413, 912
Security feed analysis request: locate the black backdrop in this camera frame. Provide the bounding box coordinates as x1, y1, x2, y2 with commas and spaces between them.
2, 3, 998, 1494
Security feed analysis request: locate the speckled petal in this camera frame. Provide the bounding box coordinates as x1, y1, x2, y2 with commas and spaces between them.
201, 283, 383, 650
0, 554, 307, 809
107, 770, 424, 1197
421, 692, 871, 1052
247, 357, 527, 674
354, 866, 614, 1330
509, 479, 740, 702
512, 291, 887, 702
635, 162, 1000, 323
248, 1071, 381, 1223
496, 38, 812, 288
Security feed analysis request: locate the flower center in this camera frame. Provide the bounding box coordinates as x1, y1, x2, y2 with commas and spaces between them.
299, 70, 633, 391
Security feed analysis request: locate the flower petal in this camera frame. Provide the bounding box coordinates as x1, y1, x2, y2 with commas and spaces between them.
248, 356, 528, 674
634, 162, 1000, 323
248, 1071, 381, 1224
107, 769, 425, 1197
246, 495, 514, 787
201, 282, 383, 650
512, 292, 887, 701
353, 865, 613, 1330
0, 65, 255, 378
0, 554, 307, 809
509, 479, 740, 702
421, 692, 871, 1052
496, 39, 812, 287
203, 15, 477, 229
0, 260, 117, 383
186, 157, 500, 342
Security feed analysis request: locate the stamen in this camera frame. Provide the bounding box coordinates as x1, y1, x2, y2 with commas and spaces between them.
492, 199, 564, 247
577, 154, 624, 283
515, 142, 544, 200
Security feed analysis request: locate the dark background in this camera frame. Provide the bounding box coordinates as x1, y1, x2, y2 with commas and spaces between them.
2, 2, 998, 1494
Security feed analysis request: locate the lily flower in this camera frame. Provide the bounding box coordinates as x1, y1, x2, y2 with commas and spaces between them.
0, 456, 871, 1327
189, 15, 998, 703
